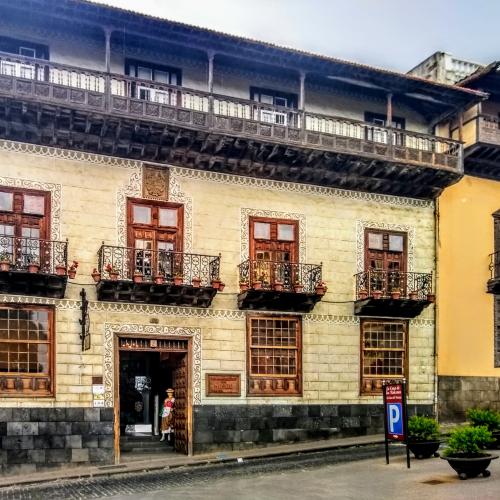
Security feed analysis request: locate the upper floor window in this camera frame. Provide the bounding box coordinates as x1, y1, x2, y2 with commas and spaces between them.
0, 305, 54, 397
0, 188, 50, 266
249, 217, 298, 286
250, 87, 298, 126
0, 35, 49, 59
365, 228, 406, 295
127, 198, 183, 279
126, 59, 182, 86
365, 112, 406, 146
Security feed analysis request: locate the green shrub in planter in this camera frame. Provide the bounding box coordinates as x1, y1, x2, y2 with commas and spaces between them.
466, 408, 500, 432
444, 425, 493, 457
408, 415, 440, 442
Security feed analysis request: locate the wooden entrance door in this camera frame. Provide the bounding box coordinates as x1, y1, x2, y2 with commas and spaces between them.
127, 198, 183, 279
173, 353, 188, 454
249, 217, 298, 287
365, 229, 407, 295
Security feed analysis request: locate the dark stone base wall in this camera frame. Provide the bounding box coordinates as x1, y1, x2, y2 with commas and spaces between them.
439, 375, 500, 421
0, 407, 114, 476
192, 403, 433, 453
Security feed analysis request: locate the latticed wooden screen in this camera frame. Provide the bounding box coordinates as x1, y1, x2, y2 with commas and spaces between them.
361, 320, 407, 394
247, 315, 301, 395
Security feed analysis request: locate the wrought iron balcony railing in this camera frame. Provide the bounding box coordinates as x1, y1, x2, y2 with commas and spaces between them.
238, 259, 322, 293
354, 270, 433, 300
0, 51, 462, 170
0, 235, 68, 273
97, 244, 221, 286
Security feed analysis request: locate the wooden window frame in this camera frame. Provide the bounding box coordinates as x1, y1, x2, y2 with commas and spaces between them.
0, 186, 51, 239
246, 314, 302, 397
0, 304, 55, 398
125, 58, 182, 86
364, 228, 407, 270
0, 35, 49, 60
360, 319, 408, 396
127, 197, 184, 251
249, 216, 299, 261
250, 87, 298, 109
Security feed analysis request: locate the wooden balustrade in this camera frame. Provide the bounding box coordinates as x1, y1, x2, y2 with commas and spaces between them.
0, 50, 462, 170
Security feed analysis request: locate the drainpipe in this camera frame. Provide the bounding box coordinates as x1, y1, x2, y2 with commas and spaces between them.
434, 197, 440, 419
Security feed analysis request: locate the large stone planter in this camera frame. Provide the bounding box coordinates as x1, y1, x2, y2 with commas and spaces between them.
441, 453, 498, 479
408, 440, 441, 459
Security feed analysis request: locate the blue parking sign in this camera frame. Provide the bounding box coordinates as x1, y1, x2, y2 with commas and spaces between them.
387, 403, 403, 436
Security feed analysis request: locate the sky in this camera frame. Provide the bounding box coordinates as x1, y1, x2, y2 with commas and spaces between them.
98, 0, 497, 73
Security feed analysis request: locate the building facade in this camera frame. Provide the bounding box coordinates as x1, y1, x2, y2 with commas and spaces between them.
436, 62, 500, 419
0, 0, 482, 474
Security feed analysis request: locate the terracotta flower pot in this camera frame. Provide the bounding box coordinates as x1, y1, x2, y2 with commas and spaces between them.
391, 290, 401, 300
133, 274, 143, 283
55, 265, 66, 276
68, 269, 77, 279
293, 284, 304, 293
91, 271, 101, 283
409, 291, 418, 300
173, 276, 183, 286
154, 275, 165, 285
372, 290, 382, 299
211, 279, 221, 290
239, 282, 249, 292
315, 285, 327, 296
358, 289, 368, 300
273, 281, 284, 292
109, 271, 119, 281
218, 282, 225, 292
252, 280, 262, 290
28, 263, 40, 273
0, 261, 10, 272
427, 293, 436, 303
192, 277, 201, 288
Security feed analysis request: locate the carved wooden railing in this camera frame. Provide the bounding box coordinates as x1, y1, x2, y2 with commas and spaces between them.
0, 51, 462, 169
354, 270, 433, 300
489, 251, 500, 280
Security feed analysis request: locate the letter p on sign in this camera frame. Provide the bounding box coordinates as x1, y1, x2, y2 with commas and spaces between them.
388, 403, 403, 435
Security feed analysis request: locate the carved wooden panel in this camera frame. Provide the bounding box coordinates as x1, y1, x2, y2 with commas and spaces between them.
142, 166, 169, 201
173, 354, 188, 454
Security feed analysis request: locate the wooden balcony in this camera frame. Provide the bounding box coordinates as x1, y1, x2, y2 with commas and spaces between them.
487, 251, 500, 294
0, 235, 68, 298
0, 52, 463, 199
237, 259, 324, 313
95, 245, 221, 307
354, 270, 434, 318
463, 115, 500, 179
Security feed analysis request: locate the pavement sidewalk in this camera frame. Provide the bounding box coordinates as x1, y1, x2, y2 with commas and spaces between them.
0, 433, 385, 488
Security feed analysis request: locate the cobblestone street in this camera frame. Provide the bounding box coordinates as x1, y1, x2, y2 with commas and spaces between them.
0, 446, 499, 500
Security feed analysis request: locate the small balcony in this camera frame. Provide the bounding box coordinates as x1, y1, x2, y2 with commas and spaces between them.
237, 259, 325, 313
95, 245, 222, 307
0, 235, 68, 298
487, 251, 500, 293
354, 270, 434, 318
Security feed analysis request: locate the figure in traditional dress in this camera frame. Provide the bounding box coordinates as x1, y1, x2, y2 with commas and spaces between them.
160, 388, 175, 442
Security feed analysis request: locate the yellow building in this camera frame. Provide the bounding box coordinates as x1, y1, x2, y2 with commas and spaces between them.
0, 0, 483, 474
437, 62, 500, 419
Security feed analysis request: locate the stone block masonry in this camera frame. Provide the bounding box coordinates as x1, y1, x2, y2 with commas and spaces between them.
0, 407, 113, 475
438, 375, 500, 421
192, 403, 433, 453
